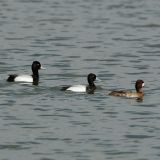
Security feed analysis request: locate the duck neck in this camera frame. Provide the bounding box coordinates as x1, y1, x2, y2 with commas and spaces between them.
136, 87, 143, 93
32, 70, 39, 85
87, 82, 96, 94
88, 81, 95, 87
32, 69, 39, 77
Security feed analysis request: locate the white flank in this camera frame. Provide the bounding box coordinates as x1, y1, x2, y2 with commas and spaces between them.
67, 85, 86, 92
15, 75, 33, 83
126, 94, 138, 98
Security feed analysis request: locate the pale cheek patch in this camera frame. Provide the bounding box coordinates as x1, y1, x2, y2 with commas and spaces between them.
142, 83, 145, 87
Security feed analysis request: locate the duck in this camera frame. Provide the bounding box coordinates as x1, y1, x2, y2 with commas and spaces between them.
109, 79, 144, 98
61, 73, 97, 94
7, 61, 45, 85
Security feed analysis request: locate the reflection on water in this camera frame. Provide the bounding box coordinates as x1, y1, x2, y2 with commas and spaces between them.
0, 0, 160, 160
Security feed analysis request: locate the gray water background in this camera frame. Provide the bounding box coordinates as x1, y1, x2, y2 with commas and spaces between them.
0, 0, 160, 159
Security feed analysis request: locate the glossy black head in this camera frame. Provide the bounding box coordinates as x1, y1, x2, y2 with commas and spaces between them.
31, 61, 41, 74
87, 73, 96, 86
135, 79, 144, 92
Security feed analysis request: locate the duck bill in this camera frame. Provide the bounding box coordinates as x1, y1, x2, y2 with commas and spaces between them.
95, 77, 101, 82
40, 66, 46, 70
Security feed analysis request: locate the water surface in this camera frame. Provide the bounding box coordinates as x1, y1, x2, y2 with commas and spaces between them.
0, 0, 160, 160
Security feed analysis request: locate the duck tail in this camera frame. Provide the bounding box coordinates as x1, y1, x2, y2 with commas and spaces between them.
7, 74, 17, 82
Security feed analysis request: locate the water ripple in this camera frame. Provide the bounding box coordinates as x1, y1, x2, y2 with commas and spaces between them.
0, 0, 160, 160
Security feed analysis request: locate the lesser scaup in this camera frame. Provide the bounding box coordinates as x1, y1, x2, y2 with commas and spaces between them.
7, 61, 45, 85
61, 73, 97, 94
109, 79, 144, 98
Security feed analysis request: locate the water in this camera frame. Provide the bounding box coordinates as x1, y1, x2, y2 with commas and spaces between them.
0, 0, 160, 159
